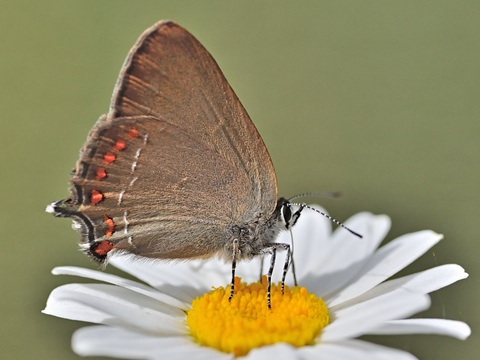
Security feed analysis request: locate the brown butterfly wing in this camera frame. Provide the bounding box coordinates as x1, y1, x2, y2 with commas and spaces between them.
65, 21, 277, 260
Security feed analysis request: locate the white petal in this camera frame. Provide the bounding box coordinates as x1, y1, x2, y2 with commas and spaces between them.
383, 264, 469, 294
43, 285, 115, 324
43, 283, 185, 335
110, 257, 227, 302
322, 289, 430, 341
52, 266, 187, 309
299, 339, 418, 360
327, 230, 442, 306
304, 213, 390, 297
247, 343, 303, 360
320, 213, 388, 278
334, 264, 468, 311
369, 318, 471, 339
73, 325, 230, 360
284, 206, 332, 281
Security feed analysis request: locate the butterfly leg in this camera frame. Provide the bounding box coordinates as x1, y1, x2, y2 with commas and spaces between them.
228, 238, 239, 302
288, 229, 298, 287
260, 243, 291, 309
281, 244, 292, 293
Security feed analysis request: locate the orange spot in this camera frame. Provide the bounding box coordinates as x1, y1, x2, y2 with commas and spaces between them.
128, 128, 139, 138
94, 240, 114, 256
96, 168, 107, 181
114, 139, 126, 151
90, 189, 104, 205
104, 215, 115, 237
103, 152, 116, 164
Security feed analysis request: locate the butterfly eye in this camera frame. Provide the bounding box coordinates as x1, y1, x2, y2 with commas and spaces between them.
281, 202, 293, 229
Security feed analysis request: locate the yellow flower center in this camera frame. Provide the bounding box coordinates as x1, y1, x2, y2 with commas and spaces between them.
187, 277, 329, 356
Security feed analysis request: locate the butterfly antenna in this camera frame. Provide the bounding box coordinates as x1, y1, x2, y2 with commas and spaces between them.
290, 202, 363, 238
289, 192, 343, 201
288, 228, 298, 286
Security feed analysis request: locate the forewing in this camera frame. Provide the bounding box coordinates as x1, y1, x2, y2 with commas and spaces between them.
67, 21, 278, 259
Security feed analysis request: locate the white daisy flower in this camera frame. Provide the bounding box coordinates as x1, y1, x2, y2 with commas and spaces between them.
43, 208, 470, 359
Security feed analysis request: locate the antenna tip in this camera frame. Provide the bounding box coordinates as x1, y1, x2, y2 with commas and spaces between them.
347, 228, 363, 238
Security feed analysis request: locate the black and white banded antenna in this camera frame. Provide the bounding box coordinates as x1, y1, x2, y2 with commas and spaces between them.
289, 191, 344, 200
288, 193, 363, 239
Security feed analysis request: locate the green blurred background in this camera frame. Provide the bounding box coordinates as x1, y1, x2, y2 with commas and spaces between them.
1, 1, 477, 359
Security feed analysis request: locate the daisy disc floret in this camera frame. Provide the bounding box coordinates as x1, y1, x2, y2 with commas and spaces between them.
187, 277, 329, 356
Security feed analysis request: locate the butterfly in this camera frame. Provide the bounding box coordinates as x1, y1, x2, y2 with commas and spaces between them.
47, 21, 359, 307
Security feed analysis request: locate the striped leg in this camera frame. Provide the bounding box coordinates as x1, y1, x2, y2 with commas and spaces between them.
228, 238, 239, 302
260, 243, 291, 309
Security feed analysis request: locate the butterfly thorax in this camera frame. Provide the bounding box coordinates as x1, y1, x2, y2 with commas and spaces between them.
221, 199, 286, 261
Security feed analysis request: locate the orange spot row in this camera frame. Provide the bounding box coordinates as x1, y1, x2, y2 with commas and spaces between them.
97, 128, 137, 173
93, 128, 138, 213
